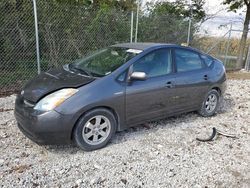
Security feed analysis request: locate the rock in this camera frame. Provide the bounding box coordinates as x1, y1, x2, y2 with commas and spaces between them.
0, 159, 4, 165
153, 151, 160, 155
121, 178, 127, 185
0, 133, 8, 138
58, 169, 65, 174
157, 144, 163, 148
168, 171, 176, 178
93, 164, 102, 170
90, 177, 101, 185
137, 181, 143, 187
76, 179, 82, 185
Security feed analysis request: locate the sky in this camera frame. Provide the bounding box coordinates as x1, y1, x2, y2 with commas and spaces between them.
200, 0, 245, 37
142, 0, 246, 38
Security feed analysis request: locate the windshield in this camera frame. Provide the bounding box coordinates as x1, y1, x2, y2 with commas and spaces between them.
69, 47, 142, 77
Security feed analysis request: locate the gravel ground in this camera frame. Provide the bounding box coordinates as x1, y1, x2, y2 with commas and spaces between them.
0, 80, 249, 188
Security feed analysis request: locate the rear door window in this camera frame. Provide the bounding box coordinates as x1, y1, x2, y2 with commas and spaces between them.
174, 49, 203, 72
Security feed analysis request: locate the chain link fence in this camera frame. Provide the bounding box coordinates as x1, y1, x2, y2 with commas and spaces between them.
137, 14, 193, 44
0, 0, 246, 96
0, 0, 191, 95
37, 1, 132, 71
0, 0, 133, 95
0, 0, 36, 95
193, 29, 250, 71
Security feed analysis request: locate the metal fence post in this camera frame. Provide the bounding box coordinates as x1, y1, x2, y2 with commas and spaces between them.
245, 46, 250, 71
224, 22, 232, 66
130, 11, 134, 43
135, 1, 139, 43
187, 0, 192, 46
32, 0, 41, 74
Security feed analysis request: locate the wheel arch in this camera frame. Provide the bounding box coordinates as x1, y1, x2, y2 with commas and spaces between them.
211, 86, 221, 95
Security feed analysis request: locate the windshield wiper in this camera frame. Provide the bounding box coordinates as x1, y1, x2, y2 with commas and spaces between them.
69, 64, 93, 77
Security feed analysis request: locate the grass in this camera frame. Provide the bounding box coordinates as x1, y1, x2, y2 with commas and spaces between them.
227, 71, 250, 80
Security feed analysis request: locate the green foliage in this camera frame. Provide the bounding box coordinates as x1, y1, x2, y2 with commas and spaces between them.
223, 0, 248, 12
0, 0, 206, 91
90, 0, 137, 11
54, 0, 137, 11
138, 0, 205, 44
146, 0, 206, 21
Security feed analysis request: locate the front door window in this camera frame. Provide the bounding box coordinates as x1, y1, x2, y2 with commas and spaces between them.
133, 49, 172, 77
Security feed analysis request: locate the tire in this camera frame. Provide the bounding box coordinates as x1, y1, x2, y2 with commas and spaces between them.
198, 89, 220, 117
73, 108, 117, 151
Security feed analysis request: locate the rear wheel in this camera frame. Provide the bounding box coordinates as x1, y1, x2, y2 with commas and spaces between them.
73, 108, 116, 151
198, 89, 220, 117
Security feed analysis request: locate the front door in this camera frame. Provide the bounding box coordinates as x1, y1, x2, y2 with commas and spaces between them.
125, 48, 176, 125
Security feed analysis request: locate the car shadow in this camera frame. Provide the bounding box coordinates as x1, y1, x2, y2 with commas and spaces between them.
217, 93, 235, 114
43, 112, 204, 154
44, 94, 235, 153
44, 113, 198, 154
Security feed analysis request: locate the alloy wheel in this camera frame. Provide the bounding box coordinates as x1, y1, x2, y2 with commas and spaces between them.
205, 93, 218, 113
82, 115, 111, 145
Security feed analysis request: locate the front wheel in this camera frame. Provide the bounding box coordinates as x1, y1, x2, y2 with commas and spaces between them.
198, 89, 220, 117
73, 108, 117, 151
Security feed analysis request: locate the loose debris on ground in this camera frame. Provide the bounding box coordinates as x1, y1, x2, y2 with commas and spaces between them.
196, 127, 238, 142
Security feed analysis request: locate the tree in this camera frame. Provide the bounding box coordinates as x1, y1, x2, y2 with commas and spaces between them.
150, 0, 206, 21
55, 0, 136, 11
139, 0, 206, 44
223, 0, 250, 69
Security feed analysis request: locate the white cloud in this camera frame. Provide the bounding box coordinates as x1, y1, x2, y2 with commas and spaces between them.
142, 0, 246, 37
200, 0, 245, 37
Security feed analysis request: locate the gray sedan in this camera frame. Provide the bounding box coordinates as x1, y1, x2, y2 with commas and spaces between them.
14, 43, 226, 151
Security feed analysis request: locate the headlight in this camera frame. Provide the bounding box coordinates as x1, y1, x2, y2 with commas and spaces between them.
34, 88, 78, 111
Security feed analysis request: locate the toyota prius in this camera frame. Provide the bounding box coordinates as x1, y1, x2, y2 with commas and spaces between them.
15, 43, 226, 151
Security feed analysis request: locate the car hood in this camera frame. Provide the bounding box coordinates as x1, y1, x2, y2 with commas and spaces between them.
22, 68, 95, 103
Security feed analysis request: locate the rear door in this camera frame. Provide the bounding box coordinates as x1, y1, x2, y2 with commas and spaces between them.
172, 48, 210, 111
125, 48, 177, 125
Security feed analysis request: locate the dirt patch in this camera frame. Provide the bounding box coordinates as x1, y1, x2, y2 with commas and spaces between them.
0, 108, 14, 112
0, 90, 19, 98
227, 71, 250, 80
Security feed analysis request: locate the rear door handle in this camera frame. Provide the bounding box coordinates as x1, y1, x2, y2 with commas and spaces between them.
203, 75, 208, 80
165, 81, 174, 88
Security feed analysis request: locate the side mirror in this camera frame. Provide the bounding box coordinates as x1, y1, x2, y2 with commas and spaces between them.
130, 71, 147, 81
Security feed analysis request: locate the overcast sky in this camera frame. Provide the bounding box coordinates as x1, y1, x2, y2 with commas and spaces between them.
143, 0, 246, 37
200, 0, 245, 37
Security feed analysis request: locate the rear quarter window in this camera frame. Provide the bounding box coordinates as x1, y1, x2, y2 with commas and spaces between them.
201, 54, 214, 67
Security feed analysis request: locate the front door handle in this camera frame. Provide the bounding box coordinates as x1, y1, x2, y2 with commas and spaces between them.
165, 81, 174, 88
203, 75, 208, 80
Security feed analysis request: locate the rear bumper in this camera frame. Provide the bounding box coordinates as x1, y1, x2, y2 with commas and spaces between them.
14, 95, 74, 145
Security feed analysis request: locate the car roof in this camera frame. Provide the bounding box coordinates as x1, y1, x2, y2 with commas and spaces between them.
111, 43, 177, 50
111, 42, 206, 56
